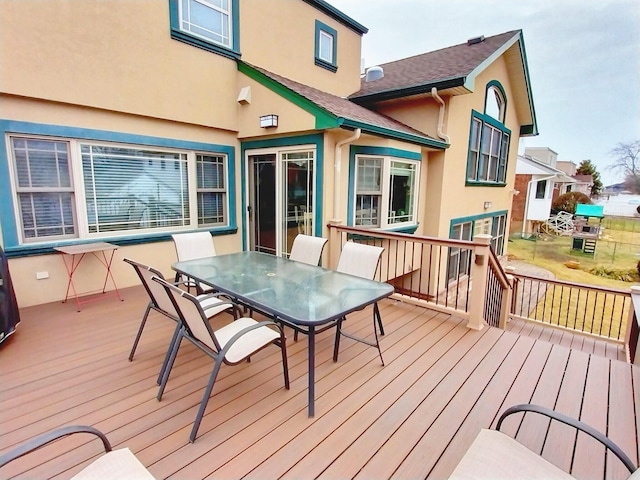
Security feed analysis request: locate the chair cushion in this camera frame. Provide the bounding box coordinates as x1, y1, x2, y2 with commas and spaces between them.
71, 448, 155, 479
196, 294, 232, 319
449, 429, 575, 479
215, 317, 280, 363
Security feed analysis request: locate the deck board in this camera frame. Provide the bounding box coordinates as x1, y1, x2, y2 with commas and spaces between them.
1, 285, 637, 480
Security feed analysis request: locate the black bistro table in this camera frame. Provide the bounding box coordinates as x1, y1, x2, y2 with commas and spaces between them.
172, 251, 394, 417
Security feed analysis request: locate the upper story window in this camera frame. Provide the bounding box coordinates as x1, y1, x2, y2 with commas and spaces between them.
8, 136, 230, 244
466, 81, 510, 186
315, 20, 338, 72
169, 0, 239, 59
354, 155, 419, 228
535, 179, 547, 199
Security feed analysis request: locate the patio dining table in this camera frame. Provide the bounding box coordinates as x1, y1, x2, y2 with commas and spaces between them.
172, 251, 394, 417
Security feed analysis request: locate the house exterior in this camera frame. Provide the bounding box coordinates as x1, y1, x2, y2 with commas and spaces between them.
0, 0, 538, 307
556, 161, 594, 196
511, 152, 575, 238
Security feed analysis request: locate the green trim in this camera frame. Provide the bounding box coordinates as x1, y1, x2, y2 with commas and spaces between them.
339, 119, 448, 149
237, 62, 339, 130
169, 0, 241, 60
465, 181, 508, 187
0, 120, 237, 256
347, 145, 421, 229
449, 210, 509, 238
464, 109, 511, 185
302, 0, 368, 35
350, 77, 466, 104
240, 134, 325, 251
315, 20, 338, 72
485, 80, 508, 124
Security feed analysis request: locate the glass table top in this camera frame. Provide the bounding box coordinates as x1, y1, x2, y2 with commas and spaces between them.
173, 251, 394, 325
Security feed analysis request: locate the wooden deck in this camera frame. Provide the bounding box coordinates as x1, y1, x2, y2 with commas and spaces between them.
1, 285, 638, 479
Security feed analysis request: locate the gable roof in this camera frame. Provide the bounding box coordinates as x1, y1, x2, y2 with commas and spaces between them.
516, 155, 575, 183
238, 62, 448, 149
350, 30, 538, 136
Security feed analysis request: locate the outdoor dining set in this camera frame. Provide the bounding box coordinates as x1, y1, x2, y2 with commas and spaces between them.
125, 232, 394, 443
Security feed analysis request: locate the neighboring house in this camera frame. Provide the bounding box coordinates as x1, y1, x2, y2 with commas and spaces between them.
512, 153, 575, 238
0, 0, 538, 307
556, 160, 594, 196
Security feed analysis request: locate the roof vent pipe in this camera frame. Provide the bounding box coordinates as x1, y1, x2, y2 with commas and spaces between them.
365, 66, 384, 82
467, 35, 485, 45
431, 87, 450, 144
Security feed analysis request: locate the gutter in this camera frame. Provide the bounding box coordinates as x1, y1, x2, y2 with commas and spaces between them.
333, 128, 361, 221
431, 87, 451, 144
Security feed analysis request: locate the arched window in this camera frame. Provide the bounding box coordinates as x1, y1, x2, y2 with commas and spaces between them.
485, 85, 505, 123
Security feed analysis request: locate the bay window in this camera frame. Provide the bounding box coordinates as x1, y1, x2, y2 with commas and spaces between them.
354, 155, 418, 228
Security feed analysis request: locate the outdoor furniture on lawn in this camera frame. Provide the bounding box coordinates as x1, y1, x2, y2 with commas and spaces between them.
333, 241, 386, 365
0, 425, 155, 479
172, 251, 394, 417
54, 242, 123, 311
289, 234, 328, 266
152, 276, 289, 443
172, 232, 218, 294
123, 258, 237, 385
449, 404, 638, 479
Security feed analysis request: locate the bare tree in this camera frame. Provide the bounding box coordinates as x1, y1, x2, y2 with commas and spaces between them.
608, 140, 640, 193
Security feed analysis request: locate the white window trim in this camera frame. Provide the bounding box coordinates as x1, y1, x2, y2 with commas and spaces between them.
179, 0, 232, 48
354, 155, 420, 229
6, 135, 230, 245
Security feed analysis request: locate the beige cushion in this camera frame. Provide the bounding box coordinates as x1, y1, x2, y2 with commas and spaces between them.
215, 317, 280, 363
449, 429, 574, 479
71, 448, 155, 480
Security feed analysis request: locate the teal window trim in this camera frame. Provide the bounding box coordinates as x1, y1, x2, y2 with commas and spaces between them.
465, 109, 511, 186
314, 20, 338, 72
169, 0, 241, 60
0, 120, 237, 257
484, 80, 508, 124
240, 134, 324, 250
347, 145, 422, 229
449, 210, 509, 238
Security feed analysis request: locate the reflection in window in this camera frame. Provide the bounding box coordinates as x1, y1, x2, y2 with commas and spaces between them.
388, 162, 416, 224
179, 0, 231, 47
355, 157, 382, 227
81, 145, 189, 233
197, 154, 226, 226
11, 138, 75, 240
535, 179, 547, 199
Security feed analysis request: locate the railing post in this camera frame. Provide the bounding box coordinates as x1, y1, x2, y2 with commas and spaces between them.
499, 270, 515, 329
327, 221, 342, 269
626, 286, 640, 364
467, 234, 491, 330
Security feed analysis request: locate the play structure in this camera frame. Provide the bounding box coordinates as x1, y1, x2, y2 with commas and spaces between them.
571, 203, 604, 255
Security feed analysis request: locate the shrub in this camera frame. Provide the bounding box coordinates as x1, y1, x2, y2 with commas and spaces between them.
590, 265, 638, 282
551, 192, 592, 214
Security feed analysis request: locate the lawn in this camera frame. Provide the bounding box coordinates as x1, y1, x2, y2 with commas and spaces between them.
506, 226, 640, 290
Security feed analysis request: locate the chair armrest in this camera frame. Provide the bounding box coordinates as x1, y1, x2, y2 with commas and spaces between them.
0, 425, 111, 468
497, 404, 637, 474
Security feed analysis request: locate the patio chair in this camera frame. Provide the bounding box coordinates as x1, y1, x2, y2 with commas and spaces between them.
289, 234, 328, 266
449, 404, 639, 479
0, 425, 155, 479
152, 276, 290, 443
172, 231, 217, 294
123, 258, 237, 384
333, 241, 386, 365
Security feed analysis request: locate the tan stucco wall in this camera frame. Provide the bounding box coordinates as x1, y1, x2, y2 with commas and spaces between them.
2, 95, 244, 307
236, 74, 318, 138
425, 57, 520, 240
239, 0, 363, 97
0, 0, 239, 130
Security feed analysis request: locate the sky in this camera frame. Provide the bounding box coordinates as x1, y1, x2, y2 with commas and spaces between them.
328, 0, 640, 186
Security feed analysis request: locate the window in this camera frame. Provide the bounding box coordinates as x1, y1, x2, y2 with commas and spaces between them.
535, 179, 547, 199
11, 138, 76, 240
448, 221, 472, 282
467, 82, 510, 185
169, 0, 239, 59
179, 0, 231, 47
354, 155, 419, 228
8, 135, 230, 244
315, 20, 337, 72
491, 214, 507, 254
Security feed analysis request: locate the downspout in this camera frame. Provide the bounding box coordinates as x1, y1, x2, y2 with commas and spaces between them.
333, 128, 361, 221
431, 87, 450, 143
521, 174, 560, 239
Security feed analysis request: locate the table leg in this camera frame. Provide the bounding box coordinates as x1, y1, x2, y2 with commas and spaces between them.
95, 249, 123, 300
308, 326, 315, 417
60, 253, 86, 312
